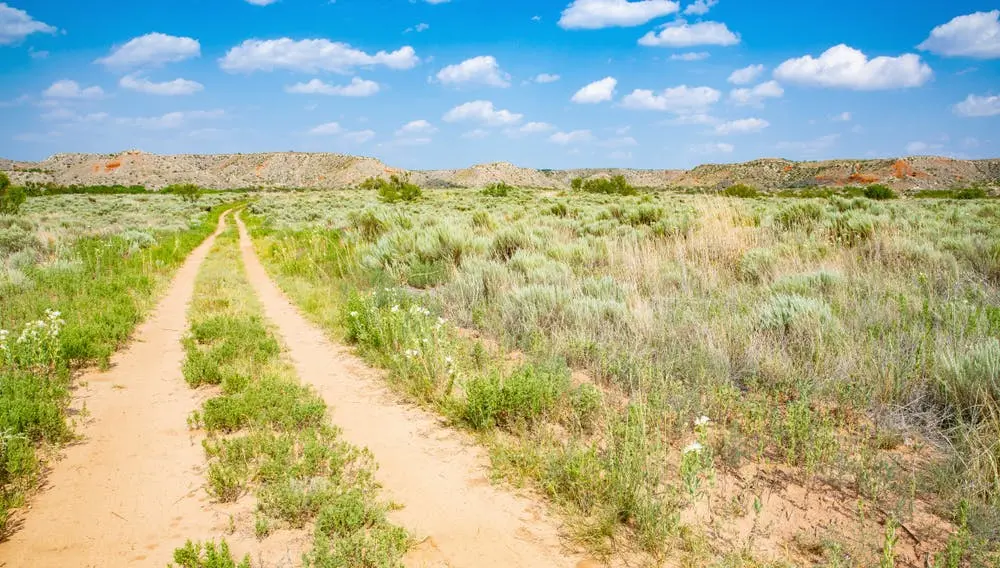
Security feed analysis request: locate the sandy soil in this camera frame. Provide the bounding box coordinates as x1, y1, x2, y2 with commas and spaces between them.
0, 213, 234, 568
234, 213, 589, 568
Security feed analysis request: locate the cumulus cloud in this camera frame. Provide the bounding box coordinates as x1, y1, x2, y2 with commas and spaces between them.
43, 80, 104, 99
670, 51, 709, 61
436, 55, 510, 87
953, 94, 1000, 117
682, 0, 717, 15
558, 0, 679, 30
728, 64, 764, 84
405, 23, 430, 33
220, 39, 418, 73
905, 140, 943, 154
621, 84, 720, 113
639, 21, 739, 47
118, 109, 224, 130
571, 76, 617, 103
774, 44, 932, 90
714, 117, 769, 134
395, 119, 437, 136
549, 129, 595, 144
308, 122, 342, 135
41, 108, 108, 123
120, 75, 204, 96
285, 77, 380, 97
832, 111, 852, 121
442, 100, 522, 126
729, 80, 783, 106
96, 33, 201, 69
535, 73, 561, 83
918, 11, 1000, 59
0, 2, 56, 45
505, 122, 556, 137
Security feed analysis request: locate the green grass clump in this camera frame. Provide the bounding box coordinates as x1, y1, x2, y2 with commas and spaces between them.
170, 539, 250, 568
463, 363, 571, 430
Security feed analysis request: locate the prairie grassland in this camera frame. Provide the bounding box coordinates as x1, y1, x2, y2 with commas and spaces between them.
181, 221, 406, 566
249, 188, 1000, 566
0, 195, 234, 540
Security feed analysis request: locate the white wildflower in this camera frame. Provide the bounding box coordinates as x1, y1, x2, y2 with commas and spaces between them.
349, 311, 359, 318
391, 305, 400, 313
693, 415, 711, 428
682, 441, 704, 455
445, 356, 454, 365
437, 317, 447, 326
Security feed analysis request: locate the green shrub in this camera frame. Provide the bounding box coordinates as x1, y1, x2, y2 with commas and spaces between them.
757, 293, 834, 333
571, 175, 637, 196
482, 182, 513, 197
463, 363, 570, 430
0, 173, 26, 215
349, 210, 388, 242
373, 175, 421, 203
955, 187, 989, 200
935, 339, 1000, 425
722, 184, 760, 198
164, 183, 202, 203
490, 229, 532, 261
170, 539, 250, 568
549, 202, 569, 217
863, 184, 897, 200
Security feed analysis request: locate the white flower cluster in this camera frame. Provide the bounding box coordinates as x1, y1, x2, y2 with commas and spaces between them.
682, 441, 704, 455
1, 308, 64, 366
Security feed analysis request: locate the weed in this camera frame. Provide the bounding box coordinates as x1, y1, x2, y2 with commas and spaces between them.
170, 539, 250, 568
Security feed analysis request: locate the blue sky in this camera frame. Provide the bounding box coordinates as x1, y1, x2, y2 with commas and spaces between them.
1, 0, 998, 169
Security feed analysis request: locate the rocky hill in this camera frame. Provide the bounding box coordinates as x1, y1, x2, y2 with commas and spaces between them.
3, 151, 998, 192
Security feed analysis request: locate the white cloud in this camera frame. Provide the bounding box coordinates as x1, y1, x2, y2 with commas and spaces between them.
690, 142, 734, 154
118, 109, 224, 130
442, 100, 522, 126
42, 80, 104, 99
639, 21, 739, 47
682, 0, 717, 15
729, 80, 783, 106
96, 33, 201, 69
621, 84, 720, 113
535, 73, 561, 83
905, 140, 943, 154
519, 121, 556, 133
220, 39, 418, 73
425, 0, 450, 3
608, 151, 632, 160
918, 11, 1000, 59
571, 76, 617, 103
396, 119, 437, 136
549, 129, 595, 144
953, 93, 1000, 117
393, 137, 432, 146
436, 55, 510, 87
285, 77, 380, 97
343, 129, 376, 144
832, 111, 852, 121
0, 3, 56, 45
774, 44, 932, 90
558, 0, 679, 30
245, 0, 279, 4
714, 117, 769, 135
668, 112, 718, 125
670, 51, 709, 61
462, 129, 490, 139
405, 23, 430, 33
728, 64, 764, 85
120, 74, 204, 96
308, 122, 343, 135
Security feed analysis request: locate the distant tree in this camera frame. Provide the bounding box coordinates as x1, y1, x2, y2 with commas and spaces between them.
0, 172, 27, 214
376, 175, 422, 203
863, 184, 896, 200
165, 183, 203, 202
722, 183, 760, 198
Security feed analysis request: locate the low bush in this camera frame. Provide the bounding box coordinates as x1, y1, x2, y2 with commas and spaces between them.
864, 184, 897, 200
165, 183, 203, 203
170, 539, 250, 568
362, 176, 422, 203
722, 183, 760, 198
0, 173, 26, 215
463, 363, 570, 430
482, 182, 514, 197
571, 175, 637, 196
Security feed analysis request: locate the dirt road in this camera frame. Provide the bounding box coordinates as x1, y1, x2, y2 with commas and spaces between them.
0, 213, 235, 568
235, 213, 585, 568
